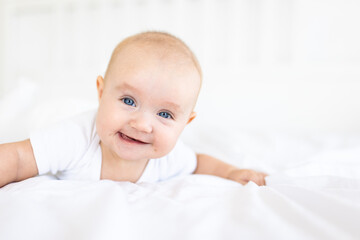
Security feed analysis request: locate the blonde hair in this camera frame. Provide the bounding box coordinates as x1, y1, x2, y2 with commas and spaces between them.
104, 31, 202, 85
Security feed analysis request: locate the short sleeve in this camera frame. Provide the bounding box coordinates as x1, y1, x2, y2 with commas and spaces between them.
137, 140, 197, 183
30, 110, 97, 175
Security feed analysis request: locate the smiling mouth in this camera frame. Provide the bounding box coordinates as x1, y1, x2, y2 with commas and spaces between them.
118, 132, 148, 144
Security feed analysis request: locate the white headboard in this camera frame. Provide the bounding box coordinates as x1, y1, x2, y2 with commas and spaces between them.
1, 0, 360, 136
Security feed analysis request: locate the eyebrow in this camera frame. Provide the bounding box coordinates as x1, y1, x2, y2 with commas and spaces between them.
162, 101, 183, 114
116, 82, 184, 114
116, 82, 138, 92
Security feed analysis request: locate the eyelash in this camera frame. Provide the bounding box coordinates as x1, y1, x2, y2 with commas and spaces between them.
158, 111, 174, 119
121, 97, 136, 107
120, 97, 174, 120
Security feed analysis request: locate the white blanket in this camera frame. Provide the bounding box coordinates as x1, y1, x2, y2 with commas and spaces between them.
1, 160, 359, 240
1, 81, 360, 240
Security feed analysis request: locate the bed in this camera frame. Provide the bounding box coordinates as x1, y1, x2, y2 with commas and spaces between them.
1, 0, 360, 238
1, 80, 360, 240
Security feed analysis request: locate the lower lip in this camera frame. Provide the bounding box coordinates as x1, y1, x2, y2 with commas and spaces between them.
118, 132, 147, 145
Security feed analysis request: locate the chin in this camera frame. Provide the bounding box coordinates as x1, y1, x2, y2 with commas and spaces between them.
117, 150, 165, 161
114, 148, 156, 161
114, 151, 145, 161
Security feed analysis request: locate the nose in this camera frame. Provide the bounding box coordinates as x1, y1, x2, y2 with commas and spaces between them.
129, 112, 153, 133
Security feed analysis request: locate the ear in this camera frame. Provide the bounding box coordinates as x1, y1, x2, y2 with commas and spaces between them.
96, 76, 104, 101
187, 112, 197, 124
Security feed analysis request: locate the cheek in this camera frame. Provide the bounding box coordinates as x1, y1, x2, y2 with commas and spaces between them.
96, 101, 124, 134
153, 124, 185, 154
96, 111, 109, 140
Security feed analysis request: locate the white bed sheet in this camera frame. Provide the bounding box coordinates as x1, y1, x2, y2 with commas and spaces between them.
1, 80, 360, 240
1, 171, 359, 240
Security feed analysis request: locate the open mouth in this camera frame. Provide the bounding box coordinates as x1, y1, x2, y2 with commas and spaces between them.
118, 132, 148, 144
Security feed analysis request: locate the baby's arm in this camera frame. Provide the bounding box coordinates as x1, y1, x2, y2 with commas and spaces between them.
0, 139, 38, 187
194, 154, 267, 186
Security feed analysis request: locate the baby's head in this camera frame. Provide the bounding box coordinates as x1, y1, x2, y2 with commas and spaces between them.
96, 31, 202, 161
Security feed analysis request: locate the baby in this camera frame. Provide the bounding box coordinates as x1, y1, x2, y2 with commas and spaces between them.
0, 31, 267, 188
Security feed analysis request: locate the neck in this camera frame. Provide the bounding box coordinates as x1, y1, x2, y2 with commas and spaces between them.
99, 142, 149, 183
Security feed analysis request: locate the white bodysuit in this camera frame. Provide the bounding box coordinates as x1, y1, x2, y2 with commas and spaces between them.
30, 110, 197, 183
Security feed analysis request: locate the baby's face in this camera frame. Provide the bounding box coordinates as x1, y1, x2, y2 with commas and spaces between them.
96, 44, 200, 162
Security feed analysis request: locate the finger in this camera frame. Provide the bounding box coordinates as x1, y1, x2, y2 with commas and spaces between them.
263, 173, 268, 186
237, 179, 248, 186
242, 170, 261, 186
256, 176, 264, 186
256, 173, 266, 186
260, 175, 266, 186
256, 172, 267, 186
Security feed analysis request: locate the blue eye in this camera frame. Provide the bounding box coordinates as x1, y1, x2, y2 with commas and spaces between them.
158, 112, 173, 119
122, 97, 136, 107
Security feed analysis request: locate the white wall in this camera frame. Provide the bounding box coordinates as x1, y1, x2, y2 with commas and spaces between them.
1, 0, 360, 136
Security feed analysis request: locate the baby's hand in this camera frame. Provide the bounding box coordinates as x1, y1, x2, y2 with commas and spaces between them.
227, 168, 267, 186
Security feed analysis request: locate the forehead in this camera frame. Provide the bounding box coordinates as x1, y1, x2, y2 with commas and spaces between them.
109, 44, 200, 86
106, 45, 200, 110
